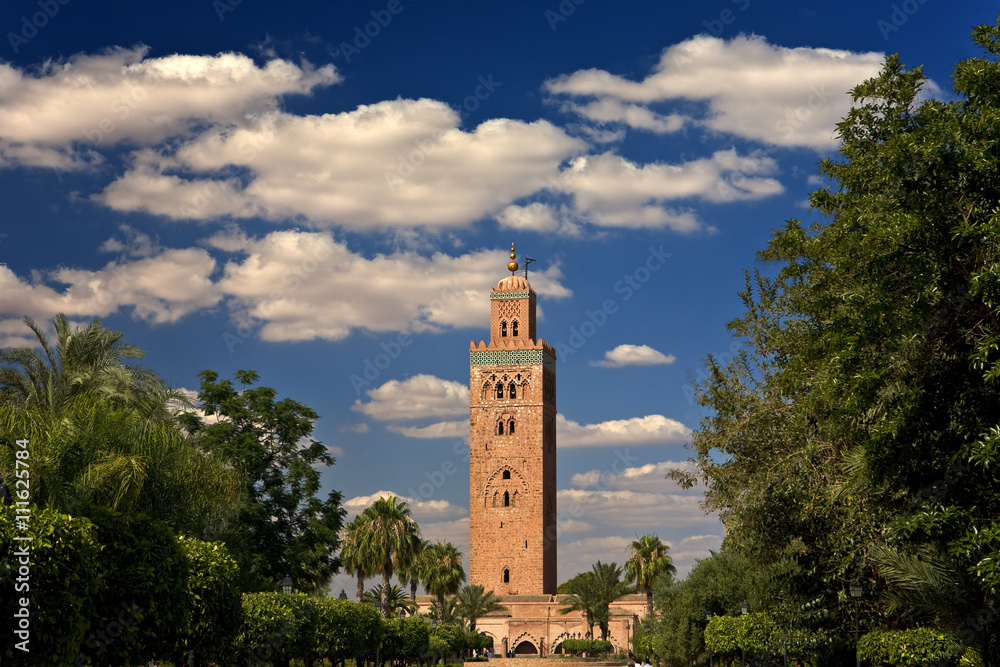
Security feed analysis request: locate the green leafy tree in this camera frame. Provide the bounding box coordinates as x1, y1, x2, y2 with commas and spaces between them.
684, 17, 1000, 660
182, 369, 345, 593
625, 534, 676, 618
455, 584, 508, 632
356, 495, 421, 616
421, 541, 467, 622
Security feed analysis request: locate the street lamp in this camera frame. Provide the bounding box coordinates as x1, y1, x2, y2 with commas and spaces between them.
850, 581, 862, 667
741, 602, 749, 667
400, 607, 407, 621
280, 575, 294, 595
705, 612, 713, 667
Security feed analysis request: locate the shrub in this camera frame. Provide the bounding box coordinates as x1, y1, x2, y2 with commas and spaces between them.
858, 629, 964, 667
84, 507, 190, 666
562, 638, 614, 655
177, 535, 242, 664
0, 505, 100, 667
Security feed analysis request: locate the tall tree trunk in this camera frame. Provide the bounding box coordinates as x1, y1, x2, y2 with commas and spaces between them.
410, 578, 417, 601
382, 568, 391, 617
438, 592, 445, 622
645, 587, 653, 618
357, 572, 364, 602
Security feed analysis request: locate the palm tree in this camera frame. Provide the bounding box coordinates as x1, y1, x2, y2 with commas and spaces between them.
358, 496, 421, 616
421, 541, 467, 622
425, 596, 464, 627
363, 583, 416, 616
590, 561, 631, 640
0, 314, 183, 416
560, 562, 631, 640
398, 538, 430, 601
341, 516, 377, 602
559, 572, 600, 637
455, 584, 507, 632
625, 534, 676, 617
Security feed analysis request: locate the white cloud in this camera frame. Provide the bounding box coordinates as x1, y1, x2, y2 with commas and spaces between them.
570, 460, 700, 493
670, 533, 725, 575
0, 232, 571, 342
558, 488, 717, 529
592, 344, 676, 368
0, 248, 220, 324
213, 231, 570, 342
0, 47, 338, 167
497, 149, 782, 234
353, 375, 470, 421
561, 99, 686, 134
343, 490, 467, 522
557, 413, 692, 447
98, 100, 586, 230
340, 423, 370, 434
388, 420, 468, 439
545, 34, 887, 149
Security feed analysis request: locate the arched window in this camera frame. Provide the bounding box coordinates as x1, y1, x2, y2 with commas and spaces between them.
503, 491, 510, 507
511, 490, 517, 507
508, 419, 516, 434
502, 470, 511, 480
508, 382, 516, 399
497, 421, 504, 435
496, 382, 504, 399
512, 320, 519, 336
500, 321, 508, 337
503, 569, 510, 583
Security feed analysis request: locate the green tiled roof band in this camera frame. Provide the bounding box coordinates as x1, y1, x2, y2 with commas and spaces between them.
490, 291, 534, 300
470, 349, 549, 366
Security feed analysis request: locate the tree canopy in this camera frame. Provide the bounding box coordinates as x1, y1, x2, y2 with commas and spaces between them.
684, 16, 1000, 661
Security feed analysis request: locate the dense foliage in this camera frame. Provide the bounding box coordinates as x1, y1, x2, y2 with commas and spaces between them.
681, 16, 1000, 663
181, 369, 346, 594
858, 628, 965, 667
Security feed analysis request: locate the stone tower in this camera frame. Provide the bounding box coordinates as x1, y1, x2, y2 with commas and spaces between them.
469, 245, 557, 595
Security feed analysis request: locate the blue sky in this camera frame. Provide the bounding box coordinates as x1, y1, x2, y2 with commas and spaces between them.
0, 0, 991, 594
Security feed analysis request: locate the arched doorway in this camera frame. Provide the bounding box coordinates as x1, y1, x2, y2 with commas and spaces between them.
514, 640, 538, 655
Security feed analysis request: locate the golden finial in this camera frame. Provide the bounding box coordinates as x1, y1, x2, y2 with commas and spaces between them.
507, 243, 519, 275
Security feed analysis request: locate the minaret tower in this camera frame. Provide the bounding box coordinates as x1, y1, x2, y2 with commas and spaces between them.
469, 244, 557, 595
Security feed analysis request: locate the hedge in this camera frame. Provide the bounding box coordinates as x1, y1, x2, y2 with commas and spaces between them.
177, 535, 242, 665
858, 629, 964, 667
0, 505, 100, 667
561, 638, 614, 655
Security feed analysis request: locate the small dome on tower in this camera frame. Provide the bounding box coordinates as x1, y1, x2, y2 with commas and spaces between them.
496, 275, 531, 292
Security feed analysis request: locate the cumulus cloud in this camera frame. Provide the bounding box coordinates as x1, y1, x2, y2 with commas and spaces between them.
98, 100, 586, 230
0, 232, 571, 342
557, 413, 692, 447
213, 231, 569, 342
0, 248, 220, 324
570, 460, 700, 493
592, 344, 676, 368
353, 375, 470, 421
388, 420, 468, 439
343, 490, 467, 522
496, 149, 782, 234
545, 34, 887, 149
558, 488, 716, 529
0, 46, 338, 168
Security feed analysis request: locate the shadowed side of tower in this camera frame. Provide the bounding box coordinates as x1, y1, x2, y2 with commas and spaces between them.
469, 246, 557, 596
